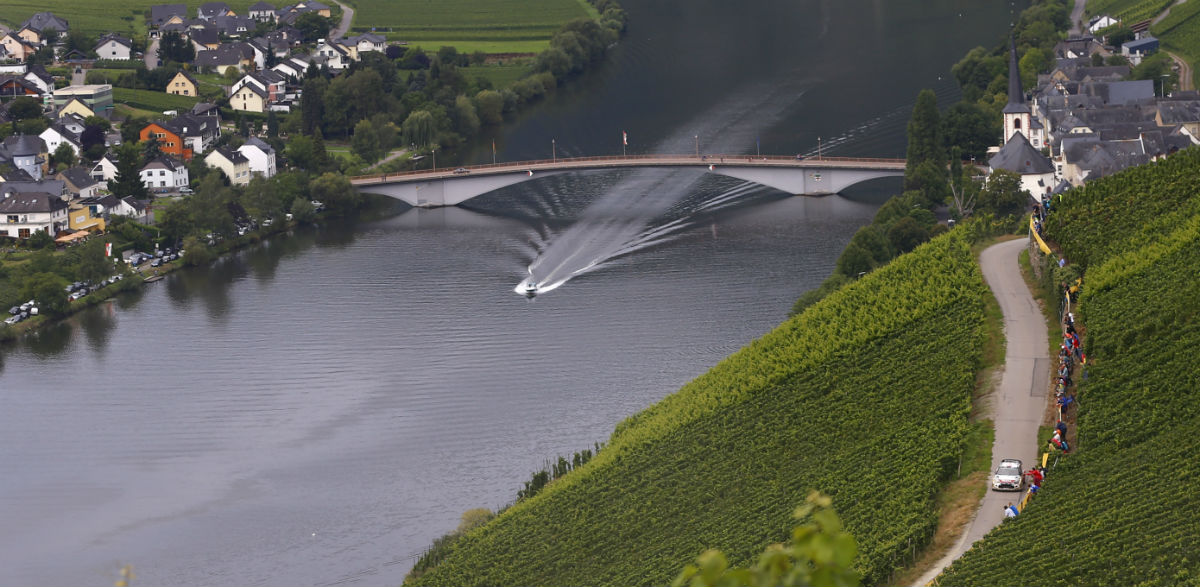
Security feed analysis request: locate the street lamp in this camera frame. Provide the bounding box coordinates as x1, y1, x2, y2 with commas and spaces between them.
818, 136, 822, 160
552, 138, 556, 163
432, 145, 437, 171
694, 135, 699, 158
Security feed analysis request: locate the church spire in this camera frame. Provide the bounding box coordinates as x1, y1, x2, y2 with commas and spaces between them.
1005, 36, 1029, 113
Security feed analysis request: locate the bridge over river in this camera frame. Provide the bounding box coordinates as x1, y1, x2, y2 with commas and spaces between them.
349, 154, 907, 207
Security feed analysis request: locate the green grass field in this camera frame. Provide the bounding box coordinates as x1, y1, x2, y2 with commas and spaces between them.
470, 62, 533, 88
113, 87, 200, 114
0, 0, 257, 38
347, 0, 596, 52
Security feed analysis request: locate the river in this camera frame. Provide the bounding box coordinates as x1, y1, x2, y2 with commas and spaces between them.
0, 1, 1021, 585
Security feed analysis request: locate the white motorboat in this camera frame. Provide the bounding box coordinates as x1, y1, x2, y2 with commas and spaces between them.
524, 282, 539, 296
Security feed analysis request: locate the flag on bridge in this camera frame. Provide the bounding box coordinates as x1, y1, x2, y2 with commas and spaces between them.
622, 131, 628, 146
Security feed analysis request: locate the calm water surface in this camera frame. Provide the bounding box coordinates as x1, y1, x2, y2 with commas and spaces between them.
0, 0, 1022, 584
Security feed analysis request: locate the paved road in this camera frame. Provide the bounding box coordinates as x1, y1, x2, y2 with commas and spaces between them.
913, 238, 1049, 586
1070, 0, 1087, 35
145, 37, 160, 70
330, 0, 354, 38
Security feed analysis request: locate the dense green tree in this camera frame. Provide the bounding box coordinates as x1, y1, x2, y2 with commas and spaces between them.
143, 135, 163, 161
887, 216, 930, 253
107, 142, 148, 200
309, 172, 360, 216
286, 134, 322, 170
905, 159, 950, 205
904, 89, 944, 192
295, 12, 332, 42
351, 118, 383, 162
941, 101, 999, 160
453, 95, 480, 137
951, 46, 1006, 102
1019, 47, 1053, 91
289, 197, 316, 224
21, 272, 68, 315
300, 76, 328, 135
7, 97, 43, 121
27, 230, 55, 250
75, 239, 112, 284
50, 143, 77, 170
977, 169, 1027, 217
158, 31, 194, 64
266, 110, 279, 138
835, 243, 874, 278
475, 90, 504, 125
847, 225, 893, 265
402, 110, 436, 148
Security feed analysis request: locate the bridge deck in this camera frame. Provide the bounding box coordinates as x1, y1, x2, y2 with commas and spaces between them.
349, 154, 906, 186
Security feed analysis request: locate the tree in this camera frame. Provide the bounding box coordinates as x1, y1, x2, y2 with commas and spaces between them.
285, 135, 318, 169
143, 135, 163, 161
1019, 47, 1053, 91
266, 110, 279, 138
905, 89, 944, 175
402, 110, 436, 148
7, 97, 43, 121
295, 12, 332, 42
300, 77, 328, 135
75, 239, 111, 284
107, 142, 149, 200
941, 101, 999, 160
22, 272, 68, 315
977, 169, 1028, 217
27, 230, 55, 250
887, 216, 930, 253
81, 124, 108, 161
671, 492, 860, 587
453, 94, 480, 137
63, 30, 94, 56
835, 243, 874, 278
308, 172, 360, 216
351, 118, 383, 162
289, 197, 316, 224
905, 159, 950, 205
475, 90, 504, 125
158, 31, 194, 64
50, 142, 77, 170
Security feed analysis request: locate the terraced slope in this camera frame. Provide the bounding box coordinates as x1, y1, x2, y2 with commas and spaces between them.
408, 232, 988, 587
939, 148, 1200, 585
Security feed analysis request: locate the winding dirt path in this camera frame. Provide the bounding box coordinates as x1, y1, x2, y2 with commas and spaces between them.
913, 238, 1049, 586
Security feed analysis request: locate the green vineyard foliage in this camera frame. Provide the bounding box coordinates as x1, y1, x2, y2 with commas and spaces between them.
406, 233, 988, 587
939, 147, 1200, 585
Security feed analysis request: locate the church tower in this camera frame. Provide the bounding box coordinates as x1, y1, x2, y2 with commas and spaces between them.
1003, 37, 1032, 145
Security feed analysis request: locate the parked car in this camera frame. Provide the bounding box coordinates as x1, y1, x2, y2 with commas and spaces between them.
991, 458, 1024, 491
453, 167, 470, 174
8, 306, 18, 315
179, 187, 193, 194
151, 259, 163, 268
4, 315, 20, 325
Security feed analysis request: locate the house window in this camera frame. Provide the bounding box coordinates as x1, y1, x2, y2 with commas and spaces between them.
6, 215, 17, 224
159, 170, 166, 176
1014, 118, 1022, 130
18, 228, 31, 239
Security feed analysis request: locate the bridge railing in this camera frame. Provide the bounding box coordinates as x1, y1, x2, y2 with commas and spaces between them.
350, 154, 907, 184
